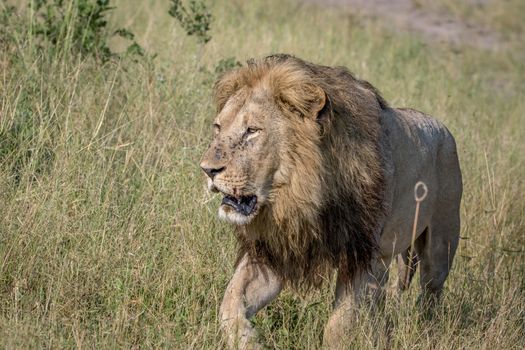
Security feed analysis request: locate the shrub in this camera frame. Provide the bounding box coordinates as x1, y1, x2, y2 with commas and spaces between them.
29, 0, 144, 61
168, 0, 212, 45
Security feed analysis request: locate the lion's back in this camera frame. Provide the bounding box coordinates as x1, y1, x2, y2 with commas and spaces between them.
391, 108, 462, 194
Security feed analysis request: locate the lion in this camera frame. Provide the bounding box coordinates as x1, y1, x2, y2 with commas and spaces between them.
200, 54, 462, 349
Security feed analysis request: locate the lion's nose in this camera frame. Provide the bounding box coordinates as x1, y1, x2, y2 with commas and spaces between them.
200, 164, 225, 179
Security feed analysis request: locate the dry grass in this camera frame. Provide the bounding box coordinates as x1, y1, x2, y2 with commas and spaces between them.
0, 0, 524, 348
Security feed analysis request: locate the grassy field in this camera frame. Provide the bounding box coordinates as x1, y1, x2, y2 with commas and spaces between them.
0, 0, 524, 348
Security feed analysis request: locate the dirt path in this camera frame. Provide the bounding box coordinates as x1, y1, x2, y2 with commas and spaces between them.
303, 0, 504, 50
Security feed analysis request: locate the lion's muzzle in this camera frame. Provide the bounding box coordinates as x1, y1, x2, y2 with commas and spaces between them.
222, 194, 257, 216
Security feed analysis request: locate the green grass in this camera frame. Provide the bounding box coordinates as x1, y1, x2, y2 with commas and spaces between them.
0, 0, 524, 348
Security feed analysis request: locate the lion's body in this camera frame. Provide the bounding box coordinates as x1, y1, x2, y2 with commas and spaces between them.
200, 54, 462, 349
379, 108, 461, 260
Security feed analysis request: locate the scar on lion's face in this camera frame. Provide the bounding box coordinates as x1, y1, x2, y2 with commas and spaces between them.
200, 87, 284, 225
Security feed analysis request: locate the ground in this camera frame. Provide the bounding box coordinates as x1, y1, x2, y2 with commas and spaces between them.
306, 0, 508, 50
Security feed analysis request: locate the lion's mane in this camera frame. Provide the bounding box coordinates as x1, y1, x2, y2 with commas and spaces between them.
214, 54, 388, 287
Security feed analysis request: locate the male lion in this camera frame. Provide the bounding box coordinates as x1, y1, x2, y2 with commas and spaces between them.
200, 54, 462, 349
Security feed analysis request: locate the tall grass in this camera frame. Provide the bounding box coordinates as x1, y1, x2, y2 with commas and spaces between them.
0, 0, 524, 348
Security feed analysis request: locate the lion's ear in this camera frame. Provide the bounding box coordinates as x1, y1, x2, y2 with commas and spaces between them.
279, 83, 327, 120
307, 84, 327, 121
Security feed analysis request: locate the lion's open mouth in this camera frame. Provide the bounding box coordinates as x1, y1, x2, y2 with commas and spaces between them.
221, 194, 258, 216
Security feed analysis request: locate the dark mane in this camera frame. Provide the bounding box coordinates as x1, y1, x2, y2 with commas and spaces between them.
216, 54, 387, 288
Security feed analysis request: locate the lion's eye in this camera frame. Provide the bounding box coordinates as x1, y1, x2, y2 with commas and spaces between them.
243, 127, 260, 141
213, 123, 220, 134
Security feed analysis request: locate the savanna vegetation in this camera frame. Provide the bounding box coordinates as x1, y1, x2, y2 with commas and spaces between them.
0, 0, 523, 348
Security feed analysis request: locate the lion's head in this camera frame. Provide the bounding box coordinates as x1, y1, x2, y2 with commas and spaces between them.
201, 54, 388, 286
200, 55, 326, 226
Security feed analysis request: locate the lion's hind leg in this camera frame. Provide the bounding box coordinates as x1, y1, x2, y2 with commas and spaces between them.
414, 215, 460, 305
397, 247, 420, 292
412, 127, 462, 306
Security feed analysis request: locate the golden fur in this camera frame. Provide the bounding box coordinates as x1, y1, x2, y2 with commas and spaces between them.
204, 54, 462, 348
213, 54, 388, 287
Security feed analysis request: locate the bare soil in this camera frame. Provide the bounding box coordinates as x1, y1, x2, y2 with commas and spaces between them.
303, 0, 504, 50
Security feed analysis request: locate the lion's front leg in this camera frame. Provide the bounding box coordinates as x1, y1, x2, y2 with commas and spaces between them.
323, 258, 391, 349
220, 254, 282, 349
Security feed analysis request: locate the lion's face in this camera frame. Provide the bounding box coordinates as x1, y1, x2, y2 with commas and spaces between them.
200, 88, 282, 225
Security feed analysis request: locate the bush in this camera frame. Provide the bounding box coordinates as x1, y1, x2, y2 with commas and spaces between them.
29, 0, 143, 61
168, 0, 212, 45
